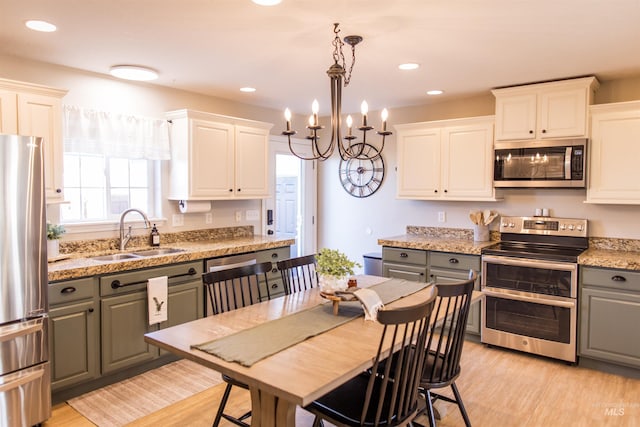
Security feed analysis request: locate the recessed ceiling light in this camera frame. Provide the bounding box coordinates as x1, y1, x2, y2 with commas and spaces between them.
427, 90, 444, 96
25, 20, 57, 32
240, 87, 256, 93
398, 63, 420, 71
109, 65, 159, 81
252, 0, 282, 5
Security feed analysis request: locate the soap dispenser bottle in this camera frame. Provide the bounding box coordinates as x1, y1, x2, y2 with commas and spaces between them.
150, 224, 160, 247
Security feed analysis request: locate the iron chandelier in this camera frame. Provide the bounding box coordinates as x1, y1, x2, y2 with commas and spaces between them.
283, 23, 391, 161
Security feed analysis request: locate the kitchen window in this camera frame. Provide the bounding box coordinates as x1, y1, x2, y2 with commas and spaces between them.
60, 106, 170, 226
61, 153, 159, 222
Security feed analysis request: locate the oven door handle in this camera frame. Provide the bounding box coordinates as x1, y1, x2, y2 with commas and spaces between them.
482, 255, 578, 273
483, 289, 575, 308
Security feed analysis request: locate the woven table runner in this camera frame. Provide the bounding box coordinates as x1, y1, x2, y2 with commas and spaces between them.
192, 278, 429, 367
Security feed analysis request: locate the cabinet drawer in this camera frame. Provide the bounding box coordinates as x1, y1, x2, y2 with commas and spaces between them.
382, 247, 428, 266
383, 262, 428, 283
430, 252, 480, 272
257, 246, 291, 279
49, 277, 96, 305
260, 277, 285, 300
581, 267, 640, 292
100, 261, 203, 296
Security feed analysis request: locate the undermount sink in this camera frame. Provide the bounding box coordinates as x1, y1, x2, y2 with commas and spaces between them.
131, 248, 185, 257
91, 253, 142, 262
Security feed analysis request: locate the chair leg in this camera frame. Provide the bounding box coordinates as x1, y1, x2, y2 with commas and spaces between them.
212, 383, 233, 427
424, 390, 437, 427
450, 382, 471, 427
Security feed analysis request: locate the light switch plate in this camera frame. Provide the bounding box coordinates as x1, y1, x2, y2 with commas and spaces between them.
438, 211, 446, 222
235, 211, 242, 222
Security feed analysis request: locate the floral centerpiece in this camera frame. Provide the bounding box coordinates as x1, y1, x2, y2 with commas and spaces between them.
316, 248, 361, 292
46, 222, 65, 257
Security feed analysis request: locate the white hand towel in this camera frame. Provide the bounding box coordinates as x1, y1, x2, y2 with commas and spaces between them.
353, 288, 384, 321
148, 276, 168, 325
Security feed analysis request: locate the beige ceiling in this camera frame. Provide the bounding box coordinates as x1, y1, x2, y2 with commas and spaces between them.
2, 0, 640, 116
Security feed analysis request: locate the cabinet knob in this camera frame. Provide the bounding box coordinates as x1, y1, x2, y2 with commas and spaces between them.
87, 308, 94, 313
434, 189, 438, 193
541, 129, 547, 133
271, 284, 278, 289
529, 130, 534, 134
449, 258, 459, 264
611, 275, 626, 282
60, 286, 76, 294
229, 189, 233, 192
56, 188, 62, 193
237, 188, 241, 192
444, 189, 448, 193
400, 252, 408, 258
271, 253, 278, 258
271, 268, 278, 273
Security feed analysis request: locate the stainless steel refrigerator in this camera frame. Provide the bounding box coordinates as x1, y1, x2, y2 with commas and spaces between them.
0, 135, 51, 427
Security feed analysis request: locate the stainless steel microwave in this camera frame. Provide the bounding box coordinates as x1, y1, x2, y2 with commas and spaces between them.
493, 138, 587, 188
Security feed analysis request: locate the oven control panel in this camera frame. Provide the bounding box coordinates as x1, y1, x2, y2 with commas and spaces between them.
500, 216, 588, 237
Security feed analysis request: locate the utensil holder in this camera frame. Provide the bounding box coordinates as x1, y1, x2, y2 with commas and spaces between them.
474, 224, 489, 242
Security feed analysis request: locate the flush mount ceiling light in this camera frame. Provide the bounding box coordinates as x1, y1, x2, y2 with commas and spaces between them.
252, 0, 282, 5
398, 63, 420, 70
109, 65, 159, 81
25, 20, 57, 32
240, 87, 256, 93
282, 23, 390, 161
427, 89, 444, 95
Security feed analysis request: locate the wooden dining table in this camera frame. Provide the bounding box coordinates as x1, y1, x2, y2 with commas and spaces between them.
144, 275, 482, 427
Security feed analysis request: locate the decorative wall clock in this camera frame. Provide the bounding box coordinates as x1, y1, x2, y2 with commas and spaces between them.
338, 143, 385, 198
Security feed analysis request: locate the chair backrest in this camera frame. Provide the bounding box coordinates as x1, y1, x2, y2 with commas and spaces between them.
361, 285, 438, 426
277, 254, 319, 294
422, 269, 477, 387
202, 261, 273, 315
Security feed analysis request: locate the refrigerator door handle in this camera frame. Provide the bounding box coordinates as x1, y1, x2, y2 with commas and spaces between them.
0, 367, 45, 393
0, 318, 45, 343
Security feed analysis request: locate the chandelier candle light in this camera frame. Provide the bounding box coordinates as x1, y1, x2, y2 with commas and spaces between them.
283, 23, 391, 161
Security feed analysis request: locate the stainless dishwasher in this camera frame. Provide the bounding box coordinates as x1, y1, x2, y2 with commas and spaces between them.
204, 252, 259, 316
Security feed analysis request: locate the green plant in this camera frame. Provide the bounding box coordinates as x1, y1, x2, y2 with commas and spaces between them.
47, 223, 66, 240
316, 248, 361, 278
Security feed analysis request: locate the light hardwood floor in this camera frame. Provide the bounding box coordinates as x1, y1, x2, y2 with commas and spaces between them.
45, 341, 640, 426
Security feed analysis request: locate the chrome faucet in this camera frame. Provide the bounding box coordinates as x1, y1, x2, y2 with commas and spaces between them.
119, 208, 151, 251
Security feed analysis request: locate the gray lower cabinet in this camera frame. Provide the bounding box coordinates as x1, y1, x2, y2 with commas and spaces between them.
48, 277, 100, 391
256, 246, 290, 299
382, 247, 429, 282
579, 266, 640, 369
429, 252, 481, 335
100, 261, 203, 374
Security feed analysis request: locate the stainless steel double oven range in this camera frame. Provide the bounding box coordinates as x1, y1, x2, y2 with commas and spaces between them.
481, 216, 588, 363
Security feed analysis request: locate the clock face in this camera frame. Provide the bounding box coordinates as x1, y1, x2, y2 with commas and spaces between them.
339, 143, 385, 198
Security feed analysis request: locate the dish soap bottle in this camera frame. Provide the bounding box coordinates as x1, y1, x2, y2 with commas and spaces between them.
150, 224, 160, 247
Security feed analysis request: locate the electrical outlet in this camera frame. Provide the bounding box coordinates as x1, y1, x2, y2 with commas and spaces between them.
172, 214, 184, 227
438, 211, 446, 222
246, 210, 260, 221
205, 213, 213, 224
235, 210, 242, 222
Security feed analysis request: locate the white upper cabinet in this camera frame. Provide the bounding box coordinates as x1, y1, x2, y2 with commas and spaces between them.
166, 109, 273, 200
395, 116, 497, 201
0, 78, 67, 202
493, 77, 599, 141
587, 101, 640, 204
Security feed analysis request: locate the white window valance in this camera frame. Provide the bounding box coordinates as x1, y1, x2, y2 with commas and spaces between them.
63, 105, 171, 160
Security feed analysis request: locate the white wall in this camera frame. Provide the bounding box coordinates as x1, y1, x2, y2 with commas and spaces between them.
3, 54, 640, 259
318, 78, 640, 269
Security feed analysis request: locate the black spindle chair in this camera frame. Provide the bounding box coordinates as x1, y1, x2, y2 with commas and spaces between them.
418, 270, 477, 427
277, 254, 319, 294
202, 261, 273, 427
305, 285, 439, 427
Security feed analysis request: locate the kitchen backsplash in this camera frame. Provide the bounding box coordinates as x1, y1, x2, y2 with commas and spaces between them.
59, 226, 254, 254
406, 225, 500, 241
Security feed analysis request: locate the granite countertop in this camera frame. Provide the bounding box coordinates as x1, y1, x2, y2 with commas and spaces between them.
578, 248, 640, 271
48, 235, 295, 282
377, 234, 496, 255
380, 226, 640, 271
